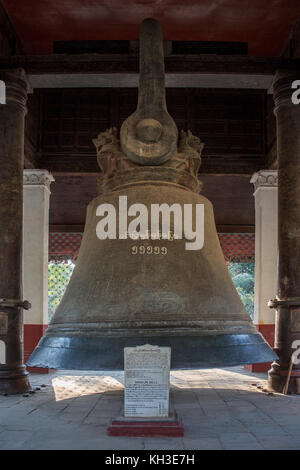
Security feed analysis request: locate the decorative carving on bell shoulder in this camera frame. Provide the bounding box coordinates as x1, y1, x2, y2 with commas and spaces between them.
23, 169, 55, 189
166, 130, 204, 177
250, 170, 278, 191
93, 128, 136, 178
94, 128, 204, 177
94, 127, 204, 194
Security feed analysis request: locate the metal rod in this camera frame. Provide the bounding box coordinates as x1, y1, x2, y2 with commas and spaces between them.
137, 18, 166, 110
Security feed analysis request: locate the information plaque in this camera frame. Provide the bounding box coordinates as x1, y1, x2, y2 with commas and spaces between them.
124, 344, 171, 418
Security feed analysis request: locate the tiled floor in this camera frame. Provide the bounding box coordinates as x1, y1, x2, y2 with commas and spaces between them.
1, 366, 300, 450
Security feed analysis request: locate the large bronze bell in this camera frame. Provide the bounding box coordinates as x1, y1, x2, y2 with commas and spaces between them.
28, 19, 276, 370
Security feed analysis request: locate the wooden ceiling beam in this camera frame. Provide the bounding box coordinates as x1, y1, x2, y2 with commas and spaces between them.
40, 155, 263, 176
0, 53, 299, 75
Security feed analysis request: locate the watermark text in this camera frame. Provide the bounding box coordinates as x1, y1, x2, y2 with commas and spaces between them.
0, 80, 5, 104
96, 196, 204, 251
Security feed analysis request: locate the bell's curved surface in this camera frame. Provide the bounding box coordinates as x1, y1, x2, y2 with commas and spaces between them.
28, 18, 277, 370
28, 169, 277, 370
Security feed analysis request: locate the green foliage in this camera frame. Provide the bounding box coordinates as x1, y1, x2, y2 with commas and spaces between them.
228, 262, 254, 319
48, 261, 75, 321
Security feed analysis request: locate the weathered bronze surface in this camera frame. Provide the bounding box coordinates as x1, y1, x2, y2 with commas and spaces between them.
28, 19, 276, 370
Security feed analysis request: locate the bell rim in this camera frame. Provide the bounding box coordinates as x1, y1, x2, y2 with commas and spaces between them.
27, 332, 277, 371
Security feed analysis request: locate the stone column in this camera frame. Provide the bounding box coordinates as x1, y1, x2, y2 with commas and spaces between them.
0, 69, 31, 394
247, 170, 278, 372
268, 70, 300, 393
23, 170, 54, 373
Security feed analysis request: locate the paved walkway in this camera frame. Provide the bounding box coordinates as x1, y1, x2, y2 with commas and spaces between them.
1, 366, 300, 450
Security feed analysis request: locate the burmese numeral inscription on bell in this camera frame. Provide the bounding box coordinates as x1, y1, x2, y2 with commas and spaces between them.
124, 345, 171, 418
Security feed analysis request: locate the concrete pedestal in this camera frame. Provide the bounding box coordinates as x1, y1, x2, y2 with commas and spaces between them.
107, 415, 184, 437
108, 402, 184, 437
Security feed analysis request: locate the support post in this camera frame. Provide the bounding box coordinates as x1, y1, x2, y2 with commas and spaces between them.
0, 69, 31, 394
23, 170, 54, 373
268, 70, 300, 393
246, 170, 278, 372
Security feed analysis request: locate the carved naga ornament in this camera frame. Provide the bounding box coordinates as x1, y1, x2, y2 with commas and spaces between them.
120, 18, 178, 165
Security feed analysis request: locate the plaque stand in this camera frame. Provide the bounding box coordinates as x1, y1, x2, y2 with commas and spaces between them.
107, 345, 184, 437
107, 405, 184, 437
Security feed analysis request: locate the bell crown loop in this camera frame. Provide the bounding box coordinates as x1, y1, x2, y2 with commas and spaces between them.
120, 18, 178, 165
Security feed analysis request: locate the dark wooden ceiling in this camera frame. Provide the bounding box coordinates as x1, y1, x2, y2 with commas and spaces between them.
3, 0, 300, 55
37, 87, 267, 175
29, 87, 267, 231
